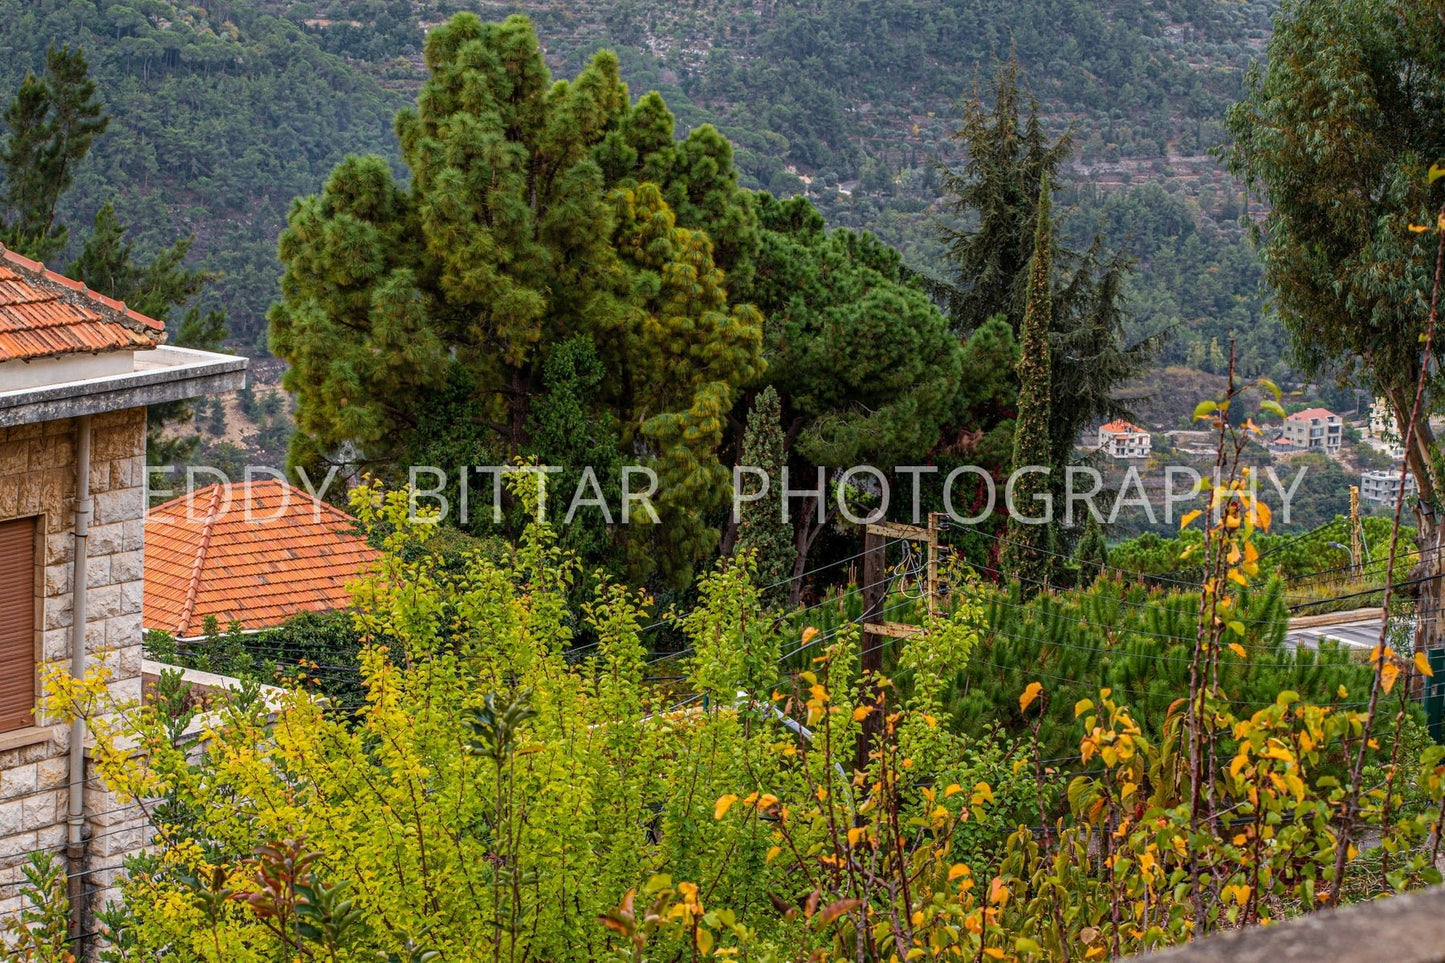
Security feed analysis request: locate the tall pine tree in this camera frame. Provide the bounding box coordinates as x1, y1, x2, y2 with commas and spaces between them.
270, 14, 762, 587
734, 386, 795, 608
1002, 178, 1054, 591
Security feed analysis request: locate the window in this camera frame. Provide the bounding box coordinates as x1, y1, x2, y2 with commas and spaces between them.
0, 517, 37, 732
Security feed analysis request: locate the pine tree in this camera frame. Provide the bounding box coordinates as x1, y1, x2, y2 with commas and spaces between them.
0, 46, 108, 260
1002, 178, 1054, 591
747, 193, 966, 593
0, 51, 225, 465
270, 14, 763, 587
734, 386, 795, 608
67, 201, 228, 465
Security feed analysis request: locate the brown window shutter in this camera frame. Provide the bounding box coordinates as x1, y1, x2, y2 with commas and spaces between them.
0, 517, 37, 732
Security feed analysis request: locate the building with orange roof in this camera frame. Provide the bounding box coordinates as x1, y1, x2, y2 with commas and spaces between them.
1281, 407, 1342, 454
1095, 419, 1151, 460
144, 479, 380, 637
0, 244, 245, 939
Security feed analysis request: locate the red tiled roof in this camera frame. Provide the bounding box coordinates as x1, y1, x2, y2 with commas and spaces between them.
144, 480, 381, 636
1287, 407, 1338, 422
1099, 419, 1146, 435
0, 245, 165, 363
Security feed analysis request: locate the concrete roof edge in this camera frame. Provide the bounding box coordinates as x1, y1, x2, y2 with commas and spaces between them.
0, 345, 248, 427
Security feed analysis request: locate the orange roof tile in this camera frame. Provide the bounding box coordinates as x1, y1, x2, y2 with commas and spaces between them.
0, 245, 165, 363
1287, 407, 1338, 422
144, 479, 381, 636
1099, 419, 1146, 435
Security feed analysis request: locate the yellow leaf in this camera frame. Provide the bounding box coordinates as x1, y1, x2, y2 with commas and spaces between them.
1019, 681, 1043, 712
801, 626, 819, 645
766, 846, 781, 862
1416, 651, 1434, 678
714, 794, 738, 820
1074, 698, 1094, 718
949, 863, 969, 880
1254, 501, 1272, 531
1179, 508, 1203, 530
852, 706, 870, 722
972, 782, 995, 805
944, 783, 963, 797
1410, 223, 1432, 233
1382, 662, 1401, 694
983, 950, 1005, 960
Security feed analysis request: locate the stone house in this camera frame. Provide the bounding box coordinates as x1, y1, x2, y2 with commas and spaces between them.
0, 246, 245, 952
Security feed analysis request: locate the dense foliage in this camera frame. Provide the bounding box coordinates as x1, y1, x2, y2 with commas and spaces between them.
35, 471, 1445, 963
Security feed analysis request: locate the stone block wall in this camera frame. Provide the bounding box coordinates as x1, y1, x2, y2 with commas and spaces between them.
0, 407, 148, 938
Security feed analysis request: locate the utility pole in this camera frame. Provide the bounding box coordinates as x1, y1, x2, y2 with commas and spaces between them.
853, 516, 941, 774
1349, 486, 1362, 578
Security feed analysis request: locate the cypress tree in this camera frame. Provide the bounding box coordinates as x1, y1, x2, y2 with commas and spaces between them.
735, 386, 795, 608
1002, 178, 1054, 591
1076, 514, 1108, 584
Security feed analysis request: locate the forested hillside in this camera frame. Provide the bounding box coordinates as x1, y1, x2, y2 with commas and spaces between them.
0, 0, 1288, 376
0, 0, 405, 347
290, 0, 1288, 376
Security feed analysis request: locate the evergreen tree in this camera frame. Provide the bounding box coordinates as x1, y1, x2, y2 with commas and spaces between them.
746, 193, 966, 594
935, 60, 1070, 332
1002, 178, 1054, 591
734, 386, 795, 608
1076, 514, 1108, 584
0, 45, 108, 261
937, 62, 1157, 555
271, 14, 763, 587
0, 51, 226, 464
67, 203, 228, 465
526, 339, 624, 578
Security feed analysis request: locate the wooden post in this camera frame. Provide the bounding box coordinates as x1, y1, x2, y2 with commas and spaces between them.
927, 512, 940, 615
854, 526, 888, 775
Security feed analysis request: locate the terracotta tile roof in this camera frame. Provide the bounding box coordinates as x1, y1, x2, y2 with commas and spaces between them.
144, 479, 381, 636
0, 245, 165, 363
1287, 407, 1339, 422
1099, 419, 1146, 435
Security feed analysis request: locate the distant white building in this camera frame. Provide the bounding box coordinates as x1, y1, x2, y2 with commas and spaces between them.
1367, 398, 1405, 459
1360, 468, 1417, 507
1097, 419, 1151, 459
1281, 407, 1342, 454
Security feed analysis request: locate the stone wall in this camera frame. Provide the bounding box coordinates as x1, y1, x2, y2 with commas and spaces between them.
1141, 885, 1445, 962
0, 407, 148, 940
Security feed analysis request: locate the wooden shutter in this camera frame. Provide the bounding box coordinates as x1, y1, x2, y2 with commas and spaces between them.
0, 517, 36, 732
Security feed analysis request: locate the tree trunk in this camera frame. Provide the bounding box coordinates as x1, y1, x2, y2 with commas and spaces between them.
1381, 380, 1442, 654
